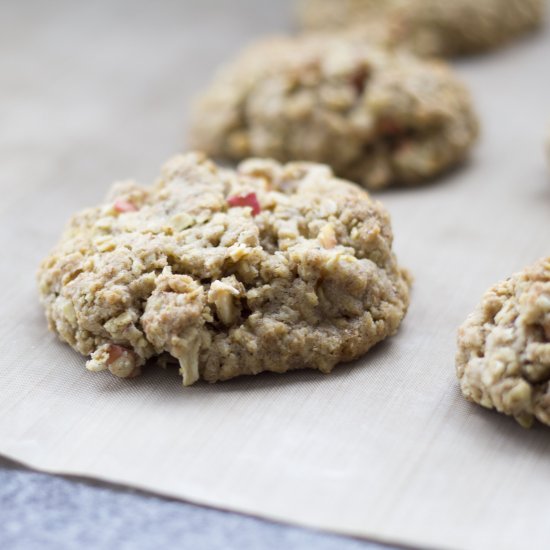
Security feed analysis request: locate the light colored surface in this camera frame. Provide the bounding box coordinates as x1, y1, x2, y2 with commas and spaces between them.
1, 2, 549, 550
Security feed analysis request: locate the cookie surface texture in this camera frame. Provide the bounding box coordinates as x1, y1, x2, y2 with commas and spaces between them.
457, 258, 550, 427
38, 153, 411, 386
190, 36, 479, 190
296, 0, 544, 57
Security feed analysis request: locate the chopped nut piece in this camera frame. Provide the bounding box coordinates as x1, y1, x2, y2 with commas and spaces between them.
208, 279, 243, 326
174, 334, 202, 387
212, 291, 236, 326
107, 345, 141, 378
61, 298, 76, 324
86, 344, 141, 378
318, 224, 337, 249
170, 213, 194, 231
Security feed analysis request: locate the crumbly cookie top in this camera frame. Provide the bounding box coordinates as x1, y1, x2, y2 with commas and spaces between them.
190, 34, 478, 189
457, 258, 550, 427
39, 153, 410, 386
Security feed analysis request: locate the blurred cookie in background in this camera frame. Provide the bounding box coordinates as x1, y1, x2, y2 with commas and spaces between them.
296, 0, 544, 58
190, 35, 479, 190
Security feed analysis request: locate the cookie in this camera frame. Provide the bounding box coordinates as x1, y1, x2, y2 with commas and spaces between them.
38, 153, 411, 386
189, 35, 479, 191
296, 0, 544, 58
456, 258, 550, 428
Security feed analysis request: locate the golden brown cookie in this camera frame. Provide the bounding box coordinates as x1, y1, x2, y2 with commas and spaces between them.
296, 0, 544, 58
190, 35, 479, 190
38, 153, 411, 386
457, 258, 550, 427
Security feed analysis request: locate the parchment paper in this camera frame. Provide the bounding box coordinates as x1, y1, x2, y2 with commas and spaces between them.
1, 1, 549, 549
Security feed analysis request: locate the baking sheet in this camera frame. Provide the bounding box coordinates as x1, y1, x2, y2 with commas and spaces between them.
1, 1, 549, 549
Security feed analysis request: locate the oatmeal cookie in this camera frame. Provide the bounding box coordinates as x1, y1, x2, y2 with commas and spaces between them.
189, 36, 478, 191
296, 0, 544, 58
38, 153, 411, 386
456, 258, 550, 427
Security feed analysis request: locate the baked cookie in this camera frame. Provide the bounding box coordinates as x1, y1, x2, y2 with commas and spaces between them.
190, 35, 479, 191
296, 0, 544, 58
38, 153, 411, 386
456, 258, 550, 427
